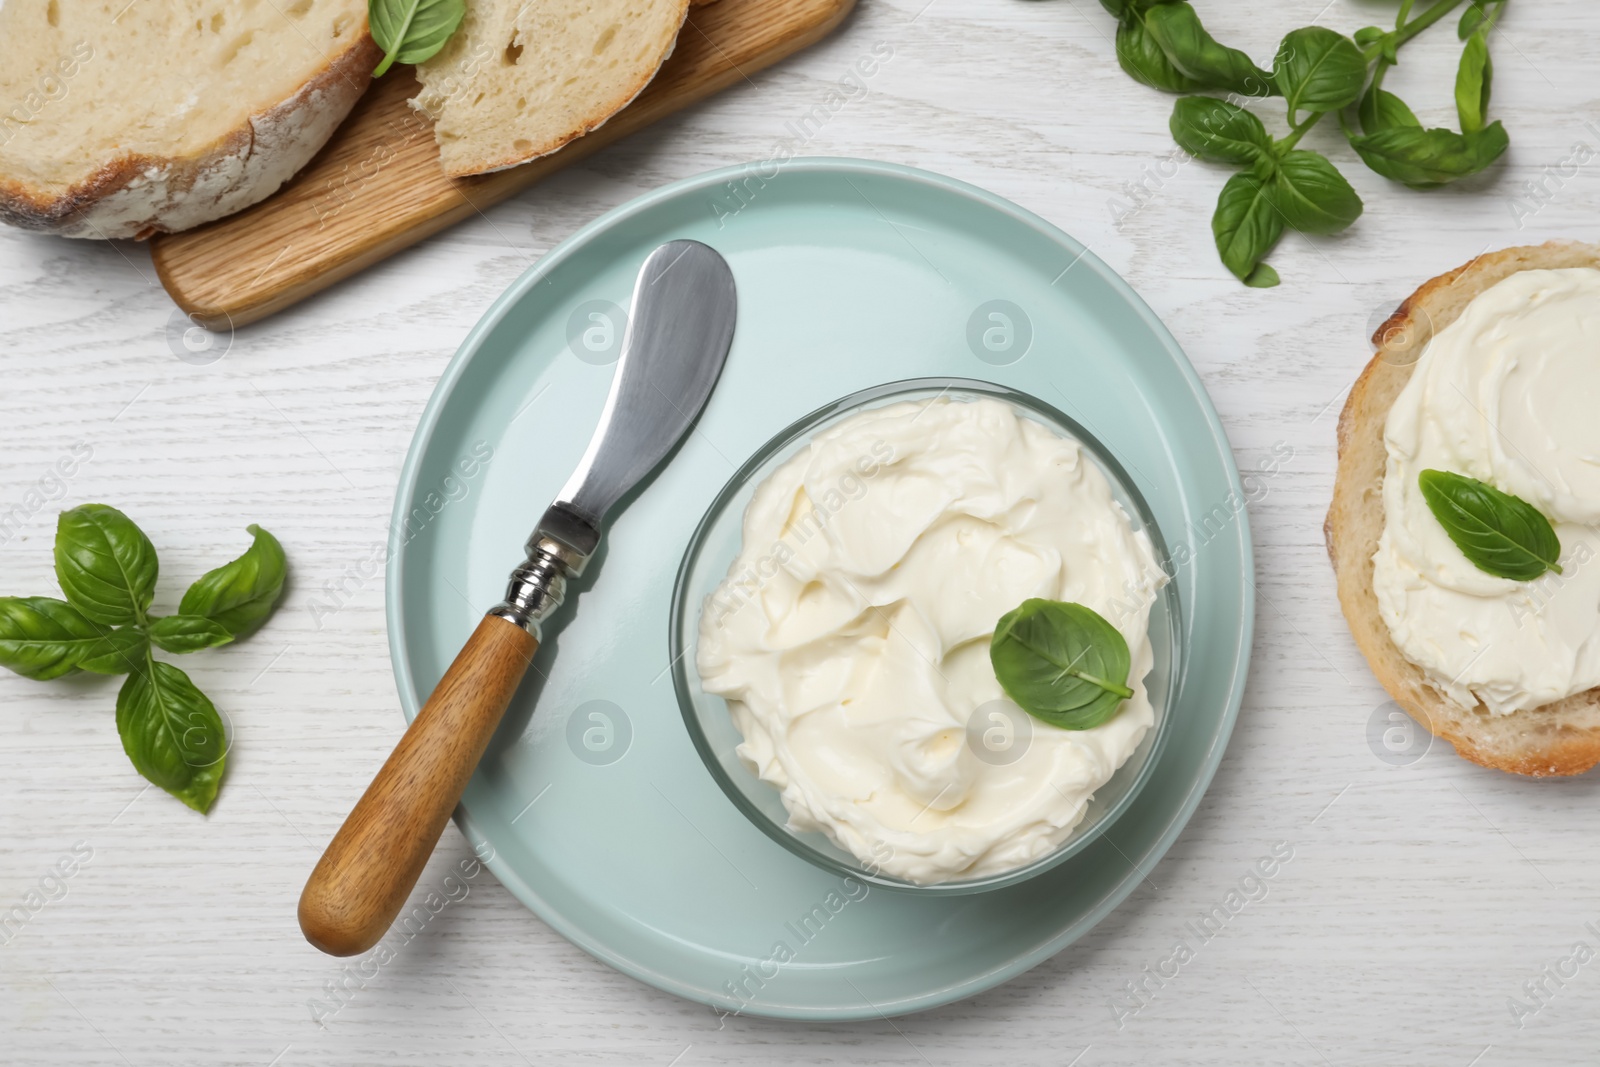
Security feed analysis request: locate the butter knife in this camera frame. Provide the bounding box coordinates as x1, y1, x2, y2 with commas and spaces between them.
299, 240, 737, 956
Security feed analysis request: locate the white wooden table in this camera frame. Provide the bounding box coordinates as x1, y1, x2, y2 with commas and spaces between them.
3, 1, 1597, 1063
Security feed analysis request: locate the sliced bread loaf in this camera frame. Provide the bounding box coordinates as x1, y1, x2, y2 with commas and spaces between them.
1326, 241, 1600, 777
0, 0, 379, 239
412, 0, 690, 178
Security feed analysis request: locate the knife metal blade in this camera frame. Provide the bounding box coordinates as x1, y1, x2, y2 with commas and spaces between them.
492, 239, 737, 633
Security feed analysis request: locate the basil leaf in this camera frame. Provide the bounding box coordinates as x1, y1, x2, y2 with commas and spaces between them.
1170, 96, 1270, 164
370, 0, 466, 77
990, 600, 1134, 731
0, 597, 104, 680
1244, 263, 1281, 289
1212, 171, 1284, 283
0, 595, 148, 678
1115, 16, 1201, 93
1268, 150, 1363, 234
54, 504, 158, 628
149, 615, 235, 655
178, 525, 287, 638
1272, 27, 1367, 121
1418, 469, 1562, 581
1348, 121, 1509, 188
1455, 29, 1493, 134
1359, 86, 1420, 135
116, 662, 227, 814
78, 628, 149, 675
1143, 3, 1272, 95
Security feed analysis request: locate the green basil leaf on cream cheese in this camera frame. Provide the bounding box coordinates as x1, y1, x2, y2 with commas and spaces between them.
990, 599, 1134, 731
1418, 469, 1563, 582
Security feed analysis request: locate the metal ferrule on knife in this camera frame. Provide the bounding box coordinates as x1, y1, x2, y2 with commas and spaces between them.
490, 503, 601, 635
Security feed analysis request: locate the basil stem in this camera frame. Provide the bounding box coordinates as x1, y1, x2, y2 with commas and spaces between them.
1278, 0, 1470, 166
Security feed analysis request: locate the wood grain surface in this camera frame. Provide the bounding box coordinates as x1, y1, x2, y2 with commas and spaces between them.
5, 0, 1600, 1064
298, 614, 537, 958
149, 0, 855, 330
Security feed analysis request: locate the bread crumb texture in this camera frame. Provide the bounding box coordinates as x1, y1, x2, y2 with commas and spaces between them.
0, 0, 376, 237
413, 0, 689, 177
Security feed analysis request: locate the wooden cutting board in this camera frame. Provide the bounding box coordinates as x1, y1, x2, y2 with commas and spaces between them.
151, 0, 855, 329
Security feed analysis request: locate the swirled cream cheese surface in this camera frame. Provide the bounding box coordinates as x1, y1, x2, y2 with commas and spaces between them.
1374, 268, 1600, 715
696, 397, 1164, 884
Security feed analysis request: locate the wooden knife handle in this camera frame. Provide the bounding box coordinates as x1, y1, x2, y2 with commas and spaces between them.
298, 613, 537, 956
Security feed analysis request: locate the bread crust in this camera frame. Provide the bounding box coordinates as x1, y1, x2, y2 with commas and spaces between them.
1327, 241, 1600, 777
0, 32, 380, 239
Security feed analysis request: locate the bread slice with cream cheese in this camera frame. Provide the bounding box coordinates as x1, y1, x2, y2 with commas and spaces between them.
1326, 241, 1600, 776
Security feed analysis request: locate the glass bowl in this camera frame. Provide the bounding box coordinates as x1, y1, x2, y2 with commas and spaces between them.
669, 378, 1181, 894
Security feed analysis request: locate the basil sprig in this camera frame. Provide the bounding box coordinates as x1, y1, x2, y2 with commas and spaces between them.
1419, 470, 1563, 582
1097, 0, 1510, 285
0, 505, 288, 813
990, 599, 1135, 731
369, 0, 467, 78
1343, 0, 1508, 190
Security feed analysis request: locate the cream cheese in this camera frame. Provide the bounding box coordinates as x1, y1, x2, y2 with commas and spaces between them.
1374, 267, 1600, 715
695, 396, 1164, 884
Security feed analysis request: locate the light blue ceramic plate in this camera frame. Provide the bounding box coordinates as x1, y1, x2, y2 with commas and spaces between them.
388, 158, 1253, 1021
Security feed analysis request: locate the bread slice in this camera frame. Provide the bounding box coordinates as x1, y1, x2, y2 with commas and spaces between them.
412, 0, 690, 178
0, 0, 379, 239
1327, 241, 1600, 777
